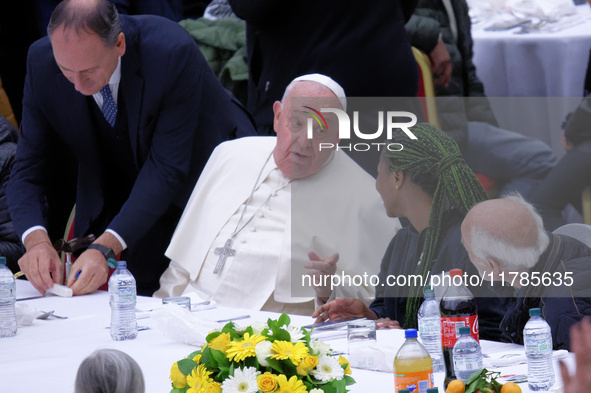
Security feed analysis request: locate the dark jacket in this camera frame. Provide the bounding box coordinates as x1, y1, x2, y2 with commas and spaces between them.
500, 234, 591, 350
7, 15, 256, 292
405, 0, 498, 151
0, 116, 25, 272
229, 0, 419, 136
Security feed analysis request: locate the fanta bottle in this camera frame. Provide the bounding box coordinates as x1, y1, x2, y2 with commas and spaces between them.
394, 329, 434, 393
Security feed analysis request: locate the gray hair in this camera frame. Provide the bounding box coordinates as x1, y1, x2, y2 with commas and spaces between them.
469, 193, 549, 270
48, 0, 121, 47
75, 349, 145, 393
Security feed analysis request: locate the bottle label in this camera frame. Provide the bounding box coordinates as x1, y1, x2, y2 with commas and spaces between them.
441, 315, 479, 348
454, 355, 483, 371
110, 288, 136, 303
394, 370, 434, 393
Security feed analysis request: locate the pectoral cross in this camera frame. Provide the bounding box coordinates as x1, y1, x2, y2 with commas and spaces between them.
213, 238, 236, 274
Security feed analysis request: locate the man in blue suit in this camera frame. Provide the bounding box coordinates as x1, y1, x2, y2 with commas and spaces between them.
7, 0, 256, 296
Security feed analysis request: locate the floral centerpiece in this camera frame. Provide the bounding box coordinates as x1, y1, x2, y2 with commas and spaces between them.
169, 313, 355, 393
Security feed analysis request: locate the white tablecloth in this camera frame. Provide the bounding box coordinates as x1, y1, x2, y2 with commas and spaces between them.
1, 281, 571, 393
472, 4, 591, 98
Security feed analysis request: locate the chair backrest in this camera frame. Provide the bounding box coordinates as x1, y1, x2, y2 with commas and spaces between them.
412, 46, 440, 127
0, 75, 18, 129
553, 223, 591, 248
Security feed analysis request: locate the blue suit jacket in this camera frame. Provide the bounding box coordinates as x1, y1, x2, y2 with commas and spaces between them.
8, 15, 256, 252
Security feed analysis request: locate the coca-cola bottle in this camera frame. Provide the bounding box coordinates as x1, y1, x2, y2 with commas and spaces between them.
440, 269, 478, 386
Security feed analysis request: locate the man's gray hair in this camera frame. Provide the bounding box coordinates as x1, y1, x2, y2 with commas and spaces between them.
75, 348, 145, 393
48, 0, 121, 47
470, 193, 549, 270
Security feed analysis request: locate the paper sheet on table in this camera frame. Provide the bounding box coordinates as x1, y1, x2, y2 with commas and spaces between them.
483, 349, 568, 368
16, 279, 44, 300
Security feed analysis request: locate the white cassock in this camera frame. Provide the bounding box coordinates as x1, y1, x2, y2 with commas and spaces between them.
155, 137, 399, 312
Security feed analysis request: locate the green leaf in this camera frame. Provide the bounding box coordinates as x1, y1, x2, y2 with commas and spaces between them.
187, 350, 202, 359
177, 359, 198, 375
170, 388, 187, 393
278, 313, 291, 327
266, 358, 285, 374
210, 347, 229, 367
466, 369, 485, 385
343, 375, 356, 386
206, 331, 222, 342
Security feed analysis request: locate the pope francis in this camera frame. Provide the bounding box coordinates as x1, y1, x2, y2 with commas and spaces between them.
154, 74, 400, 315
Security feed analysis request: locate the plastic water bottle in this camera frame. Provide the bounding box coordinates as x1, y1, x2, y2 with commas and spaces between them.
452, 326, 483, 382
109, 261, 137, 341
0, 256, 17, 337
418, 285, 444, 373
394, 329, 434, 393
524, 308, 554, 391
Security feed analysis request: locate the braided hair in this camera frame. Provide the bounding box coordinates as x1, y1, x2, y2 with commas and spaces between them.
383, 123, 486, 328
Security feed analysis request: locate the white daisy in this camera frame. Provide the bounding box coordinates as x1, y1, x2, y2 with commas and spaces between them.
283, 324, 305, 343
221, 367, 260, 393
255, 340, 273, 367
310, 340, 331, 356
309, 389, 324, 393
311, 355, 344, 382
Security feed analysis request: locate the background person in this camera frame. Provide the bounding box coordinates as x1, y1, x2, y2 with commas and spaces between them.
75, 348, 145, 393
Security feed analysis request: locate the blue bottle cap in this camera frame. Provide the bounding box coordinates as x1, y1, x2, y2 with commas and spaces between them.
459, 326, 471, 335
405, 329, 418, 338
0, 256, 5, 265
427, 389, 439, 393
529, 308, 541, 316
423, 284, 434, 297
117, 261, 127, 269
400, 390, 410, 393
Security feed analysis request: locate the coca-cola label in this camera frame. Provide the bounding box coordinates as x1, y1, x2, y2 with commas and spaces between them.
441, 315, 479, 348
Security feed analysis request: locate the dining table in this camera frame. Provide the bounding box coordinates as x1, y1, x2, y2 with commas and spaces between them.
470, 2, 591, 156
1, 280, 572, 393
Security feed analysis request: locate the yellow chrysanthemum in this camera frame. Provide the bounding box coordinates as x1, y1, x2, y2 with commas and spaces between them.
201, 380, 222, 393
187, 364, 213, 393
338, 355, 352, 375
193, 354, 202, 364
170, 362, 187, 389
257, 372, 278, 393
209, 332, 231, 353
271, 341, 309, 366
296, 355, 319, 376
274, 374, 308, 393
226, 332, 268, 362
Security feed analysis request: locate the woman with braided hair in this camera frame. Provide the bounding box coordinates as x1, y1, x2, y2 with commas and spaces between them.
313, 122, 510, 339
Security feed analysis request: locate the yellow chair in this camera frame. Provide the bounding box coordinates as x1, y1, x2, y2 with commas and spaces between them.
411, 46, 440, 127
0, 75, 18, 129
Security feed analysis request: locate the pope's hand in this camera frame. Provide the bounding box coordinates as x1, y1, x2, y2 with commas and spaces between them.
305, 251, 338, 299
312, 297, 378, 323
18, 241, 62, 295
429, 39, 452, 87
67, 249, 110, 295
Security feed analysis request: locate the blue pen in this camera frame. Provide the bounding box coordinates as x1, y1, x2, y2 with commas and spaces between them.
74, 270, 82, 279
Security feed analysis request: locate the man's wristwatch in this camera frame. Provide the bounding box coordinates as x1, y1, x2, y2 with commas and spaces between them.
87, 244, 118, 268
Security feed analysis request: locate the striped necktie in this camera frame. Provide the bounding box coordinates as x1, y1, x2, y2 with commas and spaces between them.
100, 84, 117, 127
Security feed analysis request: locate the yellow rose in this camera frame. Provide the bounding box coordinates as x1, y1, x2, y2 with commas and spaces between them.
202, 381, 222, 393
209, 332, 231, 353
257, 372, 278, 392
296, 355, 319, 376
192, 354, 202, 364
338, 355, 352, 375
170, 362, 187, 388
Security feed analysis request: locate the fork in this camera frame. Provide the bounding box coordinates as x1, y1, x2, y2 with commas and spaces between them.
37, 310, 68, 319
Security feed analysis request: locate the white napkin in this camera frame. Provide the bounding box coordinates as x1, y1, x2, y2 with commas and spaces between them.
15, 303, 39, 327
483, 349, 569, 368
151, 303, 218, 346
348, 344, 395, 372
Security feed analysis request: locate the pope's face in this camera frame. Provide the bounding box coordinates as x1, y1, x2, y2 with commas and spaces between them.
273, 82, 340, 179
51, 26, 125, 96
